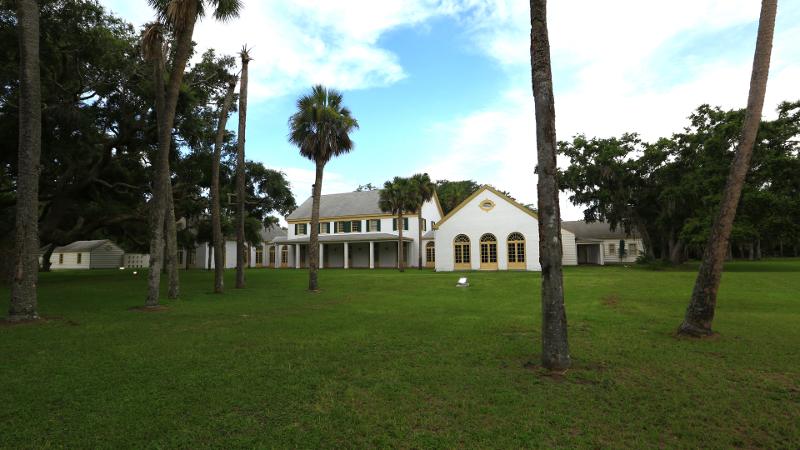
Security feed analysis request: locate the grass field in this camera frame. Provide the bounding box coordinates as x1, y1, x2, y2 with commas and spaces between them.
2, 260, 799, 448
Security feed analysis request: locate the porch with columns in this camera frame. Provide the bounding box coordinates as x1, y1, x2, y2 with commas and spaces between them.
271, 236, 413, 269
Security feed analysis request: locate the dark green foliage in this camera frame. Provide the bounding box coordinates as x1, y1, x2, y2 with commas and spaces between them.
559, 102, 800, 263
0, 1, 292, 256
434, 180, 480, 215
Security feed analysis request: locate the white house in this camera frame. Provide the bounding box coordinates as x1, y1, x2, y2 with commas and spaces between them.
270, 190, 444, 269
187, 226, 288, 270
561, 221, 644, 265
48, 240, 125, 270
428, 185, 577, 271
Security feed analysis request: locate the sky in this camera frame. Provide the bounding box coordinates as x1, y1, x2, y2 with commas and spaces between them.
101, 0, 800, 221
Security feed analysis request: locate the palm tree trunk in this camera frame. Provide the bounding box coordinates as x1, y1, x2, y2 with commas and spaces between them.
211, 77, 237, 293
8, 0, 41, 321
165, 181, 179, 298
679, 0, 777, 337
235, 51, 250, 289
398, 213, 405, 272
146, 3, 198, 307
308, 160, 324, 291
145, 38, 168, 307
417, 213, 423, 269
531, 0, 570, 371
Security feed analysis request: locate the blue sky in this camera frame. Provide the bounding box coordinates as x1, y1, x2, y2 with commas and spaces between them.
102, 0, 799, 220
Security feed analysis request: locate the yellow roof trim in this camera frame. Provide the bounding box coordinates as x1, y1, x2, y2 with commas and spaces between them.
433, 185, 538, 230
431, 190, 445, 218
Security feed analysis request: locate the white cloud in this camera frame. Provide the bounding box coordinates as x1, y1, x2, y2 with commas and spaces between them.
100, 1, 799, 220
419, 0, 800, 220
101, 0, 470, 99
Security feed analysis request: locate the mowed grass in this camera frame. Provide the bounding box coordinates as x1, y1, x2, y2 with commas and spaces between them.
1, 260, 799, 449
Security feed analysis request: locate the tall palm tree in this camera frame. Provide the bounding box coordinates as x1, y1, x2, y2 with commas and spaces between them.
165, 182, 179, 299
410, 173, 435, 269
211, 75, 237, 293
144, 0, 241, 307
235, 46, 251, 289
679, 0, 778, 337
380, 177, 413, 272
8, 0, 41, 322
288, 85, 359, 291
531, 0, 570, 371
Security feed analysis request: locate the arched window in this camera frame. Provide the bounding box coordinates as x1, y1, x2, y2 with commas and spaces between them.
425, 241, 435, 267
507, 232, 526, 269
480, 233, 498, 269
453, 234, 471, 269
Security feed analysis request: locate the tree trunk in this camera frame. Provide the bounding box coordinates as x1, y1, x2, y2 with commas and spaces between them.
40, 244, 54, 272
531, 0, 570, 371
207, 243, 212, 271
398, 212, 405, 272
8, 0, 41, 321
165, 182, 179, 299
417, 213, 423, 270
669, 239, 685, 265
211, 77, 237, 293
308, 160, 324, 291
679, 0, 776, 337
235, 51, 250, 289
0, 237, 15, 285
146, 5, 198, 307
145, 30, 168, 307
755, 238, 762, 260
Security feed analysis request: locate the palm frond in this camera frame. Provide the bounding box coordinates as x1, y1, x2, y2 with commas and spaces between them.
212, 0, 242, 21
141, 22, 164, 62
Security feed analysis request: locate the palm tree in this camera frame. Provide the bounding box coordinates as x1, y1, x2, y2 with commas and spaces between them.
211, 75, 237, 293
380, 177, 413, 272
531, 0, 570, 371
235, 46, 251, 289
165, 183, 180, 299
8, 0, 41, 322
410, 173, 435, 269
679, 0, 777, 337
144, 0, 241, 307
288, 85, 359, 291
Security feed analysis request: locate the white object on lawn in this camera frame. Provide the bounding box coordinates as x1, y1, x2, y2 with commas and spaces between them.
456, 277, 469, 287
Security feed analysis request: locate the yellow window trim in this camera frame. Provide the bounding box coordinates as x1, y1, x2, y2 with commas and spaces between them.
479, 199, 495, 212
433, 185, 539, 230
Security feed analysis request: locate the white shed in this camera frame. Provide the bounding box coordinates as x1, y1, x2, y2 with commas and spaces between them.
50, 240, 125, 270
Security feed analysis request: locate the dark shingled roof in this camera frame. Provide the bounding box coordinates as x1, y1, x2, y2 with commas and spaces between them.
52, 240, 115, 253
561, 221, 636, 240
260, 226, 287, 242
287, 190, 385, 220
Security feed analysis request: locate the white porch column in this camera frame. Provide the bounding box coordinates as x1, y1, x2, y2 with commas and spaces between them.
319, 243, 324, 269
295, 244, 300, 269
344, 242, 349, 269
369, 241, 375, 269
274, 244, 279, 268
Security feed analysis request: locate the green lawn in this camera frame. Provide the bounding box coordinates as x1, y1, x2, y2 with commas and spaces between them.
2, 260, 799, 448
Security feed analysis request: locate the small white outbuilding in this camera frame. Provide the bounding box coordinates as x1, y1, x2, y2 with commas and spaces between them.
49, 240, 125, 270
